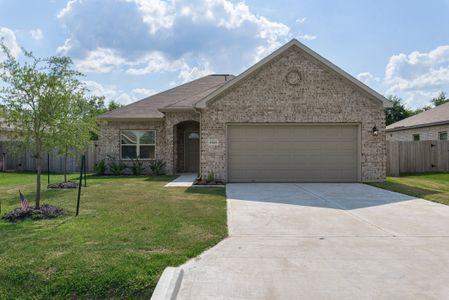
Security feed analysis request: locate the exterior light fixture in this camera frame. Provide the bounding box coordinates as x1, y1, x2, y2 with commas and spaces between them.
372, 126, 379, 136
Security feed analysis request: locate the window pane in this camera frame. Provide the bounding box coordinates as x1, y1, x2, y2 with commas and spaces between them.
439, 132, 448, 140
121, 130, 137, 144
188, 132, 200, 139
140, 131, 155, 144
413, 134, 420, 141
122, 145, 137, 159
139, 145, 155, 159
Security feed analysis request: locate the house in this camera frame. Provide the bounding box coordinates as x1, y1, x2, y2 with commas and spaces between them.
386, 102, 449, 141
97, 39, 392, 182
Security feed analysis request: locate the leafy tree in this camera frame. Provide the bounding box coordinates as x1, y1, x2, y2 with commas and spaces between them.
0, 42, 87, 208
87, 96, 123, 116
430, 91, 449, 107
385, 96, 415, 126
53, 95, 98, 183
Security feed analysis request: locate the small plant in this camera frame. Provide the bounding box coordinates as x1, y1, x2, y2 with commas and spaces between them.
207, 171, 216, 184
130, 157, 145, 175
95, 159, 106, 175
149, 159, 166, 175
107, 155, 127, 175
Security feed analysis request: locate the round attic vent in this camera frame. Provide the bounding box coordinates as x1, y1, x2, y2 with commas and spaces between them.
286, 70, 302, 86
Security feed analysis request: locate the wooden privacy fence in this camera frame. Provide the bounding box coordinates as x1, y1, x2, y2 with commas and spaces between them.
387, 141, 449, 176
0, 143, 97, 173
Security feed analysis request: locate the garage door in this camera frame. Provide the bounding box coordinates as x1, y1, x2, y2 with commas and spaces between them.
227, 124, 359, 182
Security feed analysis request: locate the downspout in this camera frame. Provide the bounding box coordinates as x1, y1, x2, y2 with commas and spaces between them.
193, 105, 202, 178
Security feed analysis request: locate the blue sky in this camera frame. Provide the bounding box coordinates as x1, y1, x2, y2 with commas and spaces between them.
1, 0, 449, 108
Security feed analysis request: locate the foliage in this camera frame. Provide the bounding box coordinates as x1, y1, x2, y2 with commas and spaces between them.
149, 159, 166, 175
207, 171, 216, 183
430, 91, 449, 107
107, 156, 127, 175
88, 96, 123, 116
385, 96, 415, 125
0, 173, 226, 299
130, 157, 145, 175
95, 159, 106, 175
0, 42, 87, 207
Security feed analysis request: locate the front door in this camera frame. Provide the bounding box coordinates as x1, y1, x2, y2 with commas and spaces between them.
184, 131, 200, 172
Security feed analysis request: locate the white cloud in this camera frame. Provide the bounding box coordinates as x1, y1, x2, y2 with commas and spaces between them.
126, 0, 175, 34
299, 34, 317, 41
296, 17, 307, 24
0, 27, 21, 60
57, 0, 79, 19
83, 80, 156, 105
357, 72, 380, 85
57, 0, 291, 78
76, 48, 127, 73
30, 28, 44, 40
384, 45, 449, 107
126, 51, 212, 82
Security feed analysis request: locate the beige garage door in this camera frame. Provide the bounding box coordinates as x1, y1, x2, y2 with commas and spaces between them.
227, 124, 359, 182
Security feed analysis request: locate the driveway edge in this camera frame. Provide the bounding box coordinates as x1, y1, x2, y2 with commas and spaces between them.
150, 267, 184, 300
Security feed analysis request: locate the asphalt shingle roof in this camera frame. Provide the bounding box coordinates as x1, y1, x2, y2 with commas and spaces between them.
98, 74, 234, 120
386, 102, 449, 131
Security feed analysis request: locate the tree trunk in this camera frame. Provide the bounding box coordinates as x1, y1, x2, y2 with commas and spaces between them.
64, 150, 68, 183
35, 156, 42, 209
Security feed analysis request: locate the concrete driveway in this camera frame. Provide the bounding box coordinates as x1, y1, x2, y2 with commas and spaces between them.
177, 183, 449, 300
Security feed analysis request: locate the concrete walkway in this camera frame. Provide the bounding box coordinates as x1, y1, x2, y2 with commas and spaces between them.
177, 183, 449, 300
164, 173, 197, 187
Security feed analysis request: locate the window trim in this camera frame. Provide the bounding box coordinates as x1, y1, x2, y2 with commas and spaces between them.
439, 131, 448, 141
120, 129, 156, 160
412, 134, 420, 141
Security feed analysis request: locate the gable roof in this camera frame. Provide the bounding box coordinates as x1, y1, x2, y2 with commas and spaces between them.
386, 101, 449, 131
98, 75, 233, 120
195, 39, 392, 109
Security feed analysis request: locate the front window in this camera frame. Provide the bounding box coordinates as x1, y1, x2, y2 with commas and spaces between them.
439, 131, 448, 140
413, 134, 420, 141
121, 130, 156, 159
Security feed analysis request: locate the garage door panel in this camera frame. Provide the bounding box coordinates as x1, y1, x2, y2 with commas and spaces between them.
227, 124, 358, 182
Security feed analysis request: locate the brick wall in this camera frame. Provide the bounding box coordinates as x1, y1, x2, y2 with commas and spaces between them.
387, 124, 449, 141
200, 46, 387, 182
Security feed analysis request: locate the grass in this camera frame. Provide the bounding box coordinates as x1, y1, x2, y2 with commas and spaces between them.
369, 172, 449, 205
0, 172, 227, 299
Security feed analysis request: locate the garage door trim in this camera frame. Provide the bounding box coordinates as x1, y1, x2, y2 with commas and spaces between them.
226, 123, 362, 182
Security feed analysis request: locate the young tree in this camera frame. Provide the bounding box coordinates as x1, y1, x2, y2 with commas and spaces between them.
54, 94, 98, 183
0, 43, 84, 208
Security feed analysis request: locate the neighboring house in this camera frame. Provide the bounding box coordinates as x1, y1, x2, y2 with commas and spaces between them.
386, 102, 449, 141
98, 39, 392, 182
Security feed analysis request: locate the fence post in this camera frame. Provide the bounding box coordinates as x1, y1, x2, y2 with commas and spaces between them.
76, 155, 85, 217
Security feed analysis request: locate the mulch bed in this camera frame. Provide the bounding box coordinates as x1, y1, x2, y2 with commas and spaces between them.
48, 181, 79, 189
2, 205, 65, 223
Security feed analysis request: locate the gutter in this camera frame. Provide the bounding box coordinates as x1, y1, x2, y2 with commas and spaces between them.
386, 120, 449, 132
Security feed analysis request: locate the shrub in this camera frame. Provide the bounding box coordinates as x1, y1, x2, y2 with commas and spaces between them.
95, 159, 106, 175
130, 157, 145, 175
207, 171, 215, 183
149, 159, 166, 175
107, 156, 127, 175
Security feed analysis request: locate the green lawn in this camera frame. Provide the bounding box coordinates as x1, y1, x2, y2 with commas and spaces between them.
369, 173, 449, 205
0, 172, 227, 299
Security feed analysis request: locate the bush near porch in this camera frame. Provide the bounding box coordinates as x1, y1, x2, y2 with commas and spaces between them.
0, 172, 227, 299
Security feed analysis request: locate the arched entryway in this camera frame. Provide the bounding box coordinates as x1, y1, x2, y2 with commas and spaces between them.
175, 121, 200, 173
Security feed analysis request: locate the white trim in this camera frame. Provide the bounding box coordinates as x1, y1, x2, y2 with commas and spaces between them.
195, 39, 392, 109
120, 129, 156, 160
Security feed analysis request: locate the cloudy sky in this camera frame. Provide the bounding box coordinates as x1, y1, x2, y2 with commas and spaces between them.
1, 0, 449, 108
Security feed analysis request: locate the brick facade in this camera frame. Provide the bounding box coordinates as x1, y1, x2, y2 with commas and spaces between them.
387, 124, 449, 141
98, 47, 387, 181
200, 47, 386, 182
